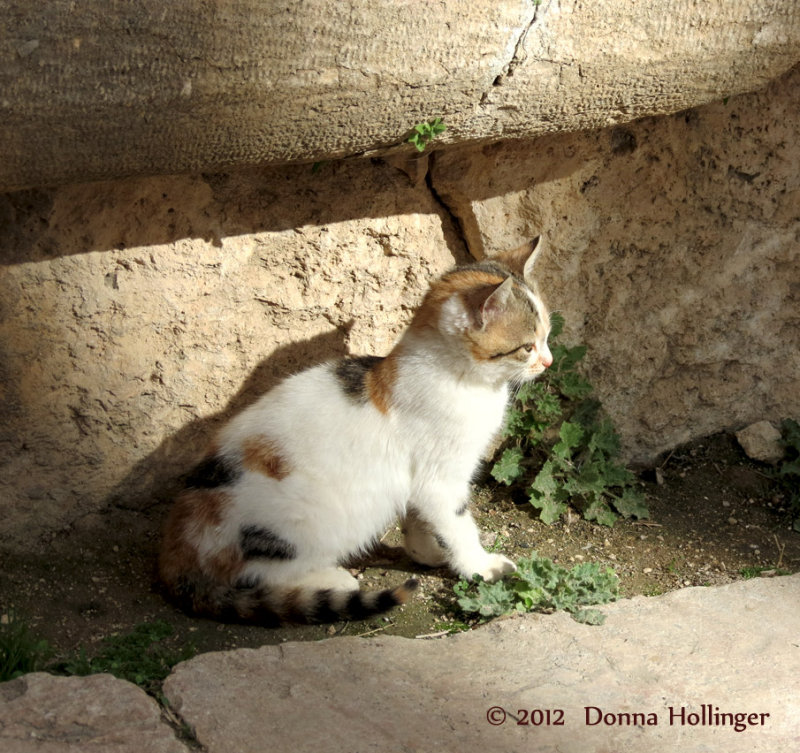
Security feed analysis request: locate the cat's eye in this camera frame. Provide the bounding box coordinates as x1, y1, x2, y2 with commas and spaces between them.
521, 344, 535, 353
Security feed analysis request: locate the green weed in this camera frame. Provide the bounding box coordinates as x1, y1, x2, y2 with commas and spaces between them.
54, 620, 195, 697
0, 611, 51, 682
739, 565, 791, 580
454, 552, 619, 625
491, 313, 648, 526
407, 118, 446, 152
775, 418, 800, 531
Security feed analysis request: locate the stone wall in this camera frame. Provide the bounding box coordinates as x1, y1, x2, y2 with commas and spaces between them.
433, 64, 800, 463
1, 66, 798, 546
0, 163, 466, 543
3, 0, 799, 190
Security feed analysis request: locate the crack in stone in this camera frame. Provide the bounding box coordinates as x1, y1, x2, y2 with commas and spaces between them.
158, 697, 205, 752
491, 1, 543, 89
424, 155, 473, 261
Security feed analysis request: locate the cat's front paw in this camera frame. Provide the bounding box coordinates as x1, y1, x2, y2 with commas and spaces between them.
471, 553, 516, 583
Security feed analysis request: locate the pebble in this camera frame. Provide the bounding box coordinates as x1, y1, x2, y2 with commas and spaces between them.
728, 517, 738, 525
643, 567, 653, 574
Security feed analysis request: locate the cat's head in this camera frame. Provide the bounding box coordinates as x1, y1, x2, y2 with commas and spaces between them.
412, 237, 552, 385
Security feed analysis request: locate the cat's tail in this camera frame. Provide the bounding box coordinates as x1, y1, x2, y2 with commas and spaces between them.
164, 573, 419, 625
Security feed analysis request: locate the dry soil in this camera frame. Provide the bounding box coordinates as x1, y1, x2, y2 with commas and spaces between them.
1, 433, 798, 662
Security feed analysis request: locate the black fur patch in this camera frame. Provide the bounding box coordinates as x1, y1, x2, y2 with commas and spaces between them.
455, 501, 469, 517
239, 525, 297, 560
344, 588, 400, 621
434, 534, 449, 551
234, 573, 261, 590
185, 454, 240, 489
344, 590, 373, 621
334, 356, 382, 403
309, 589, 341, 623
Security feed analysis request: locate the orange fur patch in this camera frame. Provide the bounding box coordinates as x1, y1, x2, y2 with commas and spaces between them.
393, 579, 420, 605
208, 543, 244, 584
365, 355, 398, 414
410, 269, 505, 333
159, 488, 232, 585
242, 436, 290, 480
492, 240, 537, 278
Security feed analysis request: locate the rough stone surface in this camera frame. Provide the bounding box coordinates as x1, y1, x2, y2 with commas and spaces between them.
0, 672, 186, 753
1, 65, 798, 546
432, 65, 800, 462
163, 575, 800, 753
0, 161, 463, 543
736, 421, 785, 464
2, 0, 799, 190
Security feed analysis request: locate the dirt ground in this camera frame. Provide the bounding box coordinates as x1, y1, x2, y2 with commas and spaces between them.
1, 432, 798, 662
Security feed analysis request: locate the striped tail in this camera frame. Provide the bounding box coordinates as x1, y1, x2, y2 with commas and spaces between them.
164, 573, 419, 625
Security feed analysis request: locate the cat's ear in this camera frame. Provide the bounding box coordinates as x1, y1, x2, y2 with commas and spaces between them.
478, 276, 515, 327
495, 236, 545, 283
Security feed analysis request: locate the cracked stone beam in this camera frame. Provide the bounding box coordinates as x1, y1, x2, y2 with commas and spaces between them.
2, 0, 799, 190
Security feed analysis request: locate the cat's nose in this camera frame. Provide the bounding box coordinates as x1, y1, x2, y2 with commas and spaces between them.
540, 344, 553, 368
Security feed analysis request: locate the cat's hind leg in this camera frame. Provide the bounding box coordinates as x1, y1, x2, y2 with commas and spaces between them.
402, 509, 448, 567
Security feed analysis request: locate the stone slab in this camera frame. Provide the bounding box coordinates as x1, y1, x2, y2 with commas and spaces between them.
164, 574, 800, 753
2, 0, 799, 189
0, 672, 186, 753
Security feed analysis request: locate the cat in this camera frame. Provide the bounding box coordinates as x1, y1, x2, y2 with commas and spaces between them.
159, 236, 553, 624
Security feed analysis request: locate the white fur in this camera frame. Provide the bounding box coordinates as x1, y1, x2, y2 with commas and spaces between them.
205, 273, 550, 591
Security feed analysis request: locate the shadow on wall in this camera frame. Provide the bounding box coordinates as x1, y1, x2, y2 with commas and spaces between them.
0, 157, 472, 264
107, 326, 352, 516
0, 154, 473, 544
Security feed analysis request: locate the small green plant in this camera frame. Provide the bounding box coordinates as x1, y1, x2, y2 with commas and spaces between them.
0, 611, 51, 682
407, 118, 446, 152
55, 621, 195, 697
739, 565, 791, 579
491, 313, 648, 526
454, 552, 619, 625
775, 418, 800, 531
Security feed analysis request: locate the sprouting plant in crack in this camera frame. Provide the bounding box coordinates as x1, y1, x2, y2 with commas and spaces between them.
408, 118, 447, 152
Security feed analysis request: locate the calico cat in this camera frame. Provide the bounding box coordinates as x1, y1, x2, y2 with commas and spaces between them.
159, 237, 552, 624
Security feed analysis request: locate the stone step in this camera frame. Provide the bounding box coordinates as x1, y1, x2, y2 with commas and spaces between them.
2, 574, 798, 752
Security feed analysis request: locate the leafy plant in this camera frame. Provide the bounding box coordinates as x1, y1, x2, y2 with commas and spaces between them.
0, 611, 51, 682
491, 313, 648, 526
54, 621, 195, 697
739, 565, 791, 579
775, 418, 800, 531
454, 552, 619, 625
408, 118, 446, 152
